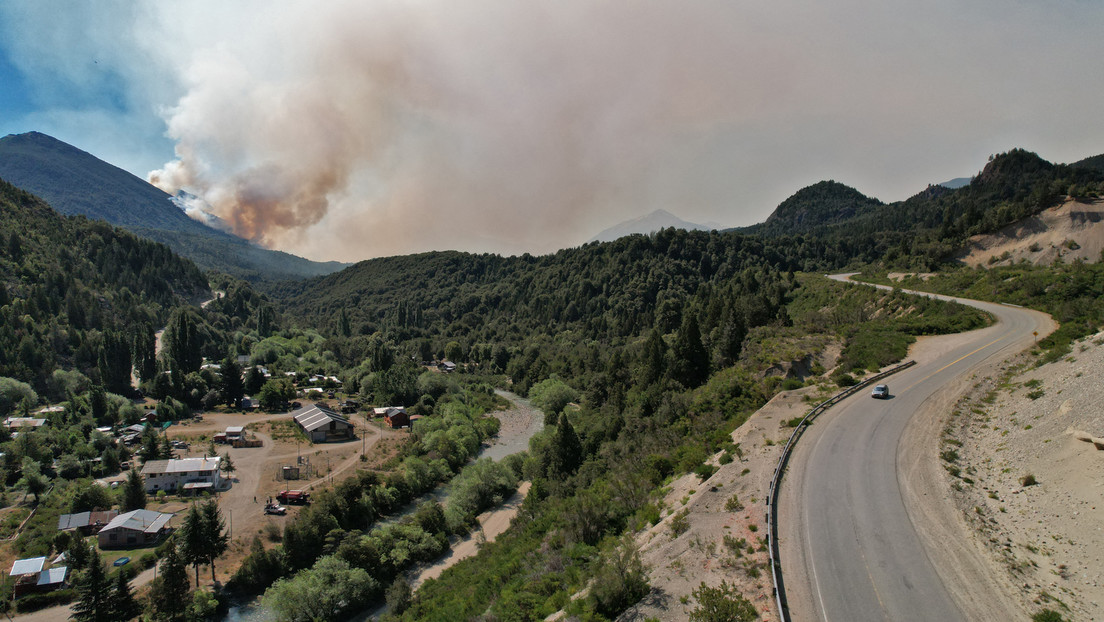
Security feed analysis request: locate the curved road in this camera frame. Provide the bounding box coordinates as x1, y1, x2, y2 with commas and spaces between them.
778, 275, 1054, 622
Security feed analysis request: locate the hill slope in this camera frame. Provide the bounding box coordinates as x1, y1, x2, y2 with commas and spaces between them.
743, 180, 884, 237
0, 132, 346, 283
0, 179, 209, 392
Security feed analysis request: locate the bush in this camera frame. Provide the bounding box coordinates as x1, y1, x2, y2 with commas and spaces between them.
587, 536, 649, 619
15, 589, 76, 612
1020, 473, 1038, 487
694, 464, 717, 482
781, 378, 804, 391
669, 509, 690, 537
689, 581, 757, 622
833, 373, 857, 387
1032, 609, 1066, 622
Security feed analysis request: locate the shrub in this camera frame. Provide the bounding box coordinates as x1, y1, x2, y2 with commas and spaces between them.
587, 536, 650, 619
833, 373, 857, 387
694, 464, 717, 482
15, 589, 75, 612
669, 509, 690, 537
689, 581, 757, 622
781, 378, 804, 391
1032, 609, 1067, 622
724, 495, 743, 512
1020, 473, 1038, 487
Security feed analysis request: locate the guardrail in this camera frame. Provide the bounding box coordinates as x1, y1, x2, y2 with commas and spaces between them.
766, 359, 917, 622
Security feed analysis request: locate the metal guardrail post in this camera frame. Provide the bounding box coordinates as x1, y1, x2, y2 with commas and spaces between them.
766, 359, 917, 622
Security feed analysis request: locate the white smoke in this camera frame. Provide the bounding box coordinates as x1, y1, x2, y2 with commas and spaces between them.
5, 1, 1104, 262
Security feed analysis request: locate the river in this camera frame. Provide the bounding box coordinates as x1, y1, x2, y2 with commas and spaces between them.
225, 389, 544, 621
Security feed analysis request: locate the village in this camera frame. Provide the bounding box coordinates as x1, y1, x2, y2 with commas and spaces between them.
1, 367, 433, 610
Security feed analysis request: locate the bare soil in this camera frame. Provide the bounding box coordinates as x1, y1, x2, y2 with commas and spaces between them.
956, 197, 1104, 267
943, 331, 1104, 620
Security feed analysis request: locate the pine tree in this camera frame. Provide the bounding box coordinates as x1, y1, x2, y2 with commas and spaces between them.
98, 329, 132, 395
71, 548, 112, 622
147, 539, 190, 621
220, 452, 236, 479
179, 503, 206, 586
109, 570, 141, 621
121, 468, 146, 511
132, 322, 157, 383
670, 312, 710, 388
200, 499, 229, 581
640, 328, 667, 386
220, 356, 244, 408
243, 366, 265, 396
548, 413, 583, 480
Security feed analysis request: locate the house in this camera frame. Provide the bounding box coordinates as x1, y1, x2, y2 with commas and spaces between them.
141, 457, 223, 493
293, 404, 354, 442
225, 426, 245, 439
57, 510, 118, 535
241, 397, 257, 411
437, 360, 457, 373
373, 406, 404, 418
4, 417, 46, 431
97, 509, 173, 549
384, 408, 410, 429
9, 557, 68, 597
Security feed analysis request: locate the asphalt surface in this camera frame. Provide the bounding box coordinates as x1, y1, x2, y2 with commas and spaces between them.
778, 275, 1051, 622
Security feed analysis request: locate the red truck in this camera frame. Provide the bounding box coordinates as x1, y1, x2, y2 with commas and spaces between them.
276, 490, 311, 505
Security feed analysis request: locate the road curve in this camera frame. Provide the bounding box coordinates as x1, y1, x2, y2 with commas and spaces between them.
778, 274, 1054, 622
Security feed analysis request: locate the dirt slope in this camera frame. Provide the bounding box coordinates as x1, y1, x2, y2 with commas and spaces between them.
957, 198, 1104, 267
944, 331, 1104, 620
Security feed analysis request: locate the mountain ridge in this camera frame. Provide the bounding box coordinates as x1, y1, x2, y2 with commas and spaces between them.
0, 132, 347, 284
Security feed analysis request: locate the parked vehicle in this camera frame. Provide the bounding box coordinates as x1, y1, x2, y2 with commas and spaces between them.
276, 490, 311, 505
264, 504, 287, 515
871, 384, 890, 399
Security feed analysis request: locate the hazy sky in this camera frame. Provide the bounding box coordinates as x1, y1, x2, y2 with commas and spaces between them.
2, 1, 1103, 262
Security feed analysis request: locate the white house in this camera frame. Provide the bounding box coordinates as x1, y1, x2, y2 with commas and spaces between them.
140, 457, 223, 493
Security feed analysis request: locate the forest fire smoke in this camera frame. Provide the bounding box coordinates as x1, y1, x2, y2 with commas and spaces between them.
144, 1, 788, 261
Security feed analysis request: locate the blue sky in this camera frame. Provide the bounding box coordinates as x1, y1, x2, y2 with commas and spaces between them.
2, 1, 1104, 262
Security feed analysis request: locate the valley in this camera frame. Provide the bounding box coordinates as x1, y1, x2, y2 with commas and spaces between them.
0, 143, 1102, 622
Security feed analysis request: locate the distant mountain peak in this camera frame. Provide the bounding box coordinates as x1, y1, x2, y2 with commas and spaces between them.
588, 209, 718, 243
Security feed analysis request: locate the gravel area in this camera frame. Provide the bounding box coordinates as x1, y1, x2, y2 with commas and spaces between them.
947, 330, 1104, 620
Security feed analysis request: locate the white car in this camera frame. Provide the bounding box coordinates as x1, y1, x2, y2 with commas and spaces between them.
871, 384, 889, 399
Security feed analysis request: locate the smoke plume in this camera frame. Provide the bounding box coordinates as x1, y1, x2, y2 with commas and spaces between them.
127, 0, 1104, 261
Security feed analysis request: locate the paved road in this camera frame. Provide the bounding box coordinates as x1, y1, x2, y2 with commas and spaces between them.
778, 275, 1053, 622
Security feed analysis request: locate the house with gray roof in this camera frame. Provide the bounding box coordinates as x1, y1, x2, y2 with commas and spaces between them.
97, 509, 174, 549
294, 404, 354, 442
56, 509, 118, 535
141, 457, 223, 493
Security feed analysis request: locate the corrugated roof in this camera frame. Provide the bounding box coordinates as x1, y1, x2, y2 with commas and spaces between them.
10, 557, 45, 576
36, 566, 67, 586
141, 457, 220, 476
57, 510, 117, 531
99, 509, 173, 535
294, 405, 351, 433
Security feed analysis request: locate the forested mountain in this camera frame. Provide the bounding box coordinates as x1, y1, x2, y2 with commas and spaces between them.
1072, 152, 1104, 174
0, 132, 346, 284
744, 180, 884, 237
275, 230, 811, 391
0, 179, 209, 397
740, 149, 1104, 268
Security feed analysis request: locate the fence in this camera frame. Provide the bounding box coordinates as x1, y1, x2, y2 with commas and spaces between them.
766, 360, 917, 622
